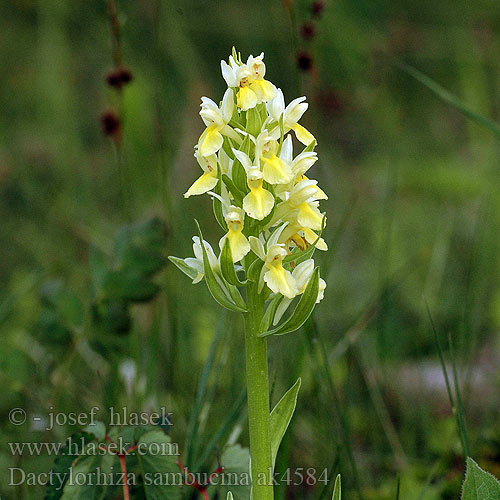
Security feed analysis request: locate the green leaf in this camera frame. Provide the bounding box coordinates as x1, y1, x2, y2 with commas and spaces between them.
241, 132, 254, 157
222, 174, 245, 205
222, 136, 236, 160
40, 280, 84, 329
277, 114, 285, 155
195, 221, 247, 313
207, 445, 250, 500
138, 430, 182, 500
461, 458, 500, 500
302, 139, 317, 153
246, 107, 263, 137
259, 267, 320, 337
213, 167, 227, 230
45, 432, 95, 500
247, 258, 264, 283
225, 282, 248, 311
270, 378, 301, 468
231, 135, 251, 194
260, 294, 283, 333
258, 102, 268, 123
168, 256, 198, 281
83, 421, 106, 442
114, 218, 166, 275
60, 455, 102, 500
332, 474, 341, 500
221, 238, 248, 286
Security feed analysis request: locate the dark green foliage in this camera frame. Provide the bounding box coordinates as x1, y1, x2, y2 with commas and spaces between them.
91, 217, 167, 335
44, 432, 95, 500
36, 280, 84, 347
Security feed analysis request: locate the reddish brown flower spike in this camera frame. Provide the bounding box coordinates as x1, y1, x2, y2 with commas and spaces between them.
106, 67, 134, 89
118, 68, 133, 84
101, 111, 120, 138
297, 51, 313, 72
311, 1, 325, 17
300, 22, 316, 40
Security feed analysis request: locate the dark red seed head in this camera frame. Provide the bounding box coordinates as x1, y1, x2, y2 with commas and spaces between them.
118, 67, 133, 84
106, 67, 134, 89
101, 110, 120, 138
311, 1, 325, 17
297, 51, 313, 72
300, 22, 316, 40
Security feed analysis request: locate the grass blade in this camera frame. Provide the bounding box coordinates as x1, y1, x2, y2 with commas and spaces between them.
396, 61, 500, 137
425, 299, 469, 459
185, 313, 226, 468
193, 388, 247, 470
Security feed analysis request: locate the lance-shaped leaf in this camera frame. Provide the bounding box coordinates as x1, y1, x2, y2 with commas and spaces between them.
259, 267, 319, 337
247, 257, 264, 283
222, 136, 236, 160
302, 139, 317, 153
461, 457, 500, 500
276, 114, 285, 155
231, 135, 251, 194
213, 167, 227, 230
332, 475, 341, 500
222, 174, 245, 205
226, 281, 249, 311
260, 294, 283, 333
195, 221, 247, 313
168, 256, 199, 281
270, 377, 301, 468
246, 107, 263, 137
221, 238, 248, 286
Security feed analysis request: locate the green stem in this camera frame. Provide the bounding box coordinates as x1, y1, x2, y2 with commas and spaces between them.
244, 283, 274, 500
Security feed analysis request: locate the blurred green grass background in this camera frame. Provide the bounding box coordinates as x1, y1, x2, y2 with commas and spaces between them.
1, 0, 500, 499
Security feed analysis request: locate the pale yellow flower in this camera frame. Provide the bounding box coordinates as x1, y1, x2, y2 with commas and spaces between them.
267, 89, 315, 145
197, 89, 239, 157
184, 151, 219, 198
221, 53, 276, 111
263, 245, 298, 299
219, 206, 251, 262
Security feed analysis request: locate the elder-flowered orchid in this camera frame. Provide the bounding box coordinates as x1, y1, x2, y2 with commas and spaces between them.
184, 151, 219, 198
198, 89, 240, 157
219, 205, 251, 263
272, 178, 326, 232
221, 52, 276, 111
256, 132, 294, 185
183, 236, 219, 284
273, 259, 327, 324
263, 244, 298, 299
170, 48, 328, 334
169, 50, 332, 500
232, 149, 275, 221
267, 89, 315, 146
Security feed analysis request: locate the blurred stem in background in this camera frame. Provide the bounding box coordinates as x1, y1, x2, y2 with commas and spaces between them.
106, 0, 130, 219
